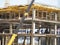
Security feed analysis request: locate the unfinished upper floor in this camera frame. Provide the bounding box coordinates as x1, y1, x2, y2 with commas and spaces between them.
0, 4, 60, 21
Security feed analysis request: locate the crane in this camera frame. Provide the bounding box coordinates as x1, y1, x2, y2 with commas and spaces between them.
7, 0, 34, 45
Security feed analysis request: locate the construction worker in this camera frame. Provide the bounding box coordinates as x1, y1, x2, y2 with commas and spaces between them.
44, 28, 50, 34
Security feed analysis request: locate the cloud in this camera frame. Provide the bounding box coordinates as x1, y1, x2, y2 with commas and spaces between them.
0, 0, 60, 8
35, 0, 59, 7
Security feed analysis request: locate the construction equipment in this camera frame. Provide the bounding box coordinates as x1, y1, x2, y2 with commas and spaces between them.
7, 0, 34, 45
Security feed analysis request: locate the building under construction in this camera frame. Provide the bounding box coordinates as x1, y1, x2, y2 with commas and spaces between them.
0, 1, 60, 45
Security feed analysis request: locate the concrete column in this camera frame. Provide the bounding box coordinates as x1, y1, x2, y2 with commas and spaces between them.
32, 22, 35, 45
55, 24, 57, 45
2, 32, 4, 45
31, 9, 36, 45
55, 13, 57, 45
38, 25, 41, 45
38, 38, 41, 45
32, 9, 36, 20
2, 37, 4, 45
5, 36, 8, 45
19, 12, 20, 19
55, 13, 57, 21
10, 24, 12, 34
9, 12, 12, 19
23, 37, 26, 45
9, 24, 13, 44
0, 40, 1, 45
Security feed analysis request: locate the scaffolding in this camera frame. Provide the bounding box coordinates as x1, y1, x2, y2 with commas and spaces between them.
0, 4, 60, 45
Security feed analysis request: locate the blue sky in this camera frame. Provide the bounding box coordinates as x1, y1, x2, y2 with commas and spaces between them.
0, 0, 59, 8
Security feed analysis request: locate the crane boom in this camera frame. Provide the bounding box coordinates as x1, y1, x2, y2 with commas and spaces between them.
26, 0, 34, 12
7, 0, 34, 45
